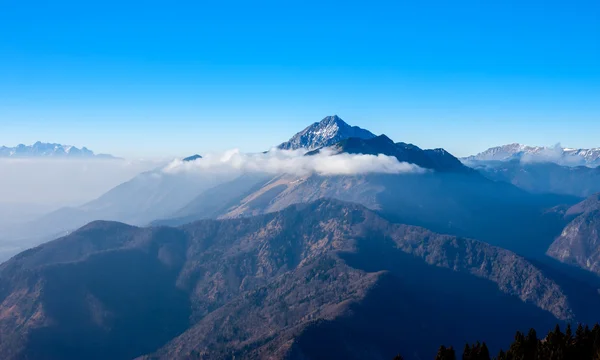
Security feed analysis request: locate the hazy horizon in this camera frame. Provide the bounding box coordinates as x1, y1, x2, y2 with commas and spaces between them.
1, 118, 599, 160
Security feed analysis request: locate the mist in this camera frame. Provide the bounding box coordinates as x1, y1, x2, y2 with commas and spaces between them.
0, 158, 162, 208
163, 148, 426, 176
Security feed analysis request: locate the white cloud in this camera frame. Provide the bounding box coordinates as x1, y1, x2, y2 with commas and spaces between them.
163, 148, 426, 176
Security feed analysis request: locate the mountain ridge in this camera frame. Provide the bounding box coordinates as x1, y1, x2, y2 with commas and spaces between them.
464, 143, 600, 167
0, 142, 115, 158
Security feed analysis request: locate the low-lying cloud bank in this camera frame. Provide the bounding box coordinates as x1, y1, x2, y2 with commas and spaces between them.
163, 148, 425, 176
0, 158, 163, 206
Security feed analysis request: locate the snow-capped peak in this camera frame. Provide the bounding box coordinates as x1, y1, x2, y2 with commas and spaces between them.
277, 115, 376, 151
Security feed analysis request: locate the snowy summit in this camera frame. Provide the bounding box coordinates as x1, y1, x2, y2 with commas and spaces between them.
277, 115, 376, 151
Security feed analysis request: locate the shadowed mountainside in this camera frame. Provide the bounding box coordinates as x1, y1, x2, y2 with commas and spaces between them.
0, 199, 595, 360
547, 194, 600, 277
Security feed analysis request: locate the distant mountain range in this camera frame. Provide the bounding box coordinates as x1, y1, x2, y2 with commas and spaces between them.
464, 143, 600, 167
0, 142, 115, 158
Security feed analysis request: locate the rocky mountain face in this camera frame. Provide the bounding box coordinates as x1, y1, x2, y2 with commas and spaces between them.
464, 143, 600, 167
547, 194, 600, 276
0, 142, 114, 158
470, 160, 600, 197
0, 200, 587, 360
277, 115, 376, 151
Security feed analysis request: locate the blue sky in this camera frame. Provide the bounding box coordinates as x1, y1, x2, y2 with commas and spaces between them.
1, 0, 599, 158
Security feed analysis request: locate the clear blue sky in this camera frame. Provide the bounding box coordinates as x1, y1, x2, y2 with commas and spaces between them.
1, 0, 599, 158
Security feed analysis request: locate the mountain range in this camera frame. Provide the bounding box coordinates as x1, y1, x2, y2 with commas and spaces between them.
1, 199, 593, 360
154, 121, 576, 257
0, 142, 115, 158
4, 116, 587, 260
2, 115, 600, 360
10, 116, 577, 260
464, 143, 600, 167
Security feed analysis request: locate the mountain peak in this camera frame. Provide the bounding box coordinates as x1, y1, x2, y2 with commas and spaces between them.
278, 115, 376, 151
371, 134, 395, 144
318, 114, 344, 126
183, 154, 202, 162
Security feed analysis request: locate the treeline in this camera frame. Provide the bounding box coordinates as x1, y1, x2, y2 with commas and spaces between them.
394, 323, 600, 360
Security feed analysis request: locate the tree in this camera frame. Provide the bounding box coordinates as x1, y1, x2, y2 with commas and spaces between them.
524, 328, 538, 360
391, 322, 600, 360
463, 343, 472, 360
436, 345, 457, 360
478, 342, 490, 360
576, 324, 586, 342
507, 331, 526, 359
593, 327, 600, 359
496, 349, 506, 360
